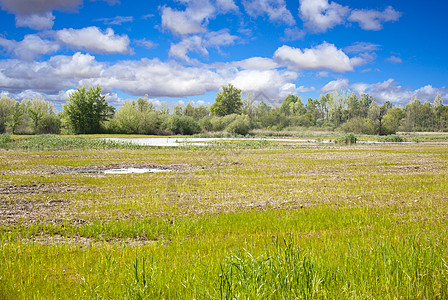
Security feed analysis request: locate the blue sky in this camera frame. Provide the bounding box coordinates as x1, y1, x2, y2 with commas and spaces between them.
0, 0, 447, 109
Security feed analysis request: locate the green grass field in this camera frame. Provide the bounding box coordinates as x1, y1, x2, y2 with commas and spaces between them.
1, 135, 447, 299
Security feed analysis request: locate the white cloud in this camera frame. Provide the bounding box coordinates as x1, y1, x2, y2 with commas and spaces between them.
55, 27, 131, 54
281, 27, 306, 42
80, 58, 225, 97
344, 42, 381, 54
160, 0, 216, 35
95, 16, 134, 25
274, 42, 362, 73
0, 35, 60, 61
348, 6, 401, 31
299, 0, 350, 32
321, 78, 349, 92
204, 29, 238, 47
216, 0, 238, 12
299, 0, 401, 33
169, 36, 208, 62
243, 0, 295, 26
49, 52, 104, 78
169, 30, 238, 62
134, 39, 157, 49
0, 0, 82, 15
386, 56, 402, 64
230, 69, 298, 101
350, 79, 448, 104
15, 12, 55, 30
236, 57, 279, 70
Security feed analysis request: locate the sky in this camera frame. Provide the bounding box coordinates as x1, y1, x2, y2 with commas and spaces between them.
0, 0, 447, 109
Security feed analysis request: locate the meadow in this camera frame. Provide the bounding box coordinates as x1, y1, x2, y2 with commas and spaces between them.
1, 135, 447, 299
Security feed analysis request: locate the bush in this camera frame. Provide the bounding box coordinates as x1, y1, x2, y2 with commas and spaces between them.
210, 114, 238, 132
37, 114, 61, 134
0, 134, 12, 147
335, 133, 357, 145
225, 115, 250, 136
378, 134, 405, 143
340, 117, 375, 135
162, 115, 201, 135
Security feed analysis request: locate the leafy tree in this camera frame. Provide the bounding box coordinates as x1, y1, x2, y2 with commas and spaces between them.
8, 102, 25, 134
369, 101, 392, 135
0, 97, 16, 133
210, 84, 242, 116
63, 86, 114, 134
382, 107, 404, 134
22, 98, 57, 133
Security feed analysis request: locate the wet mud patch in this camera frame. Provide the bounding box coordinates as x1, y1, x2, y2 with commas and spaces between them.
8, 163, 190, 175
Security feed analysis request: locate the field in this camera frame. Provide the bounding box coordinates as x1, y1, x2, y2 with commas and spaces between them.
1, 135, 448, 299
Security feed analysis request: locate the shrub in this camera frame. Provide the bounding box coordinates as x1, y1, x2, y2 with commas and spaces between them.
225, 115, 250, 136
378, 134, 405, 143
162, 115, 201, 135
0, 134, 12, 147
335, 133, 357, 145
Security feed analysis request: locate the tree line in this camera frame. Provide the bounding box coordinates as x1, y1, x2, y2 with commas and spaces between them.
1, 84, 447, 135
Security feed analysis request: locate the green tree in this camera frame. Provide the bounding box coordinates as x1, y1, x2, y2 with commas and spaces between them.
210, 84, 242, 116
0, 97, 16, 133
22, 98, 57, 133
369, 101, 392, 135
8, 102, 25, 134
63, 86, 115, 134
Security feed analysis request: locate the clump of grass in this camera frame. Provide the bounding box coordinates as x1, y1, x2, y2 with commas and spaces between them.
0, 133, 13, 147
0, 134, 144, 151
208, 139, 279, 149
219, 237, 448, 299
220, 239, 324, 299
378, 134, 405, 143
335, 133, 357, 145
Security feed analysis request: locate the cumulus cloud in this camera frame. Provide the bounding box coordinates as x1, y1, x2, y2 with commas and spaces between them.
321, 78, 349, 92
55, 27, 131, 54
160, 0, 216, 35
216, 0, 239, 12
274, 42, 364, 73
15, 12, 55, 30
0, 35, 60, 61
169, 36, 208, 62
350, 79, 448, 104
0, 0, 82, 15
236, 57, 279, 70
299, 0, 350, 32
299, 0, 401, 33
87, 59, 225, 97
169, 30, 238, 62
243, 0, 295, 26
348, 6, 401, 31
230, 69, 298, 100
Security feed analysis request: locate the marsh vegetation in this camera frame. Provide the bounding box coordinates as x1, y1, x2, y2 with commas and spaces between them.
1, 135, 447, 298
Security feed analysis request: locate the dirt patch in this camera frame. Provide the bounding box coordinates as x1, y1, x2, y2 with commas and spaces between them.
0, 198, 70, 226
6, 163, 190, 175
0, 183, 86, 195
21, 234, 158, 247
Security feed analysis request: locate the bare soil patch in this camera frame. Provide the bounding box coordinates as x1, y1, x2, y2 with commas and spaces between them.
0, 198, 70, 225
21, 234, 158, 247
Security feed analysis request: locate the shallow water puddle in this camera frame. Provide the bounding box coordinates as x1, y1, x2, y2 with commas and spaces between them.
103, 167, 171, 174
